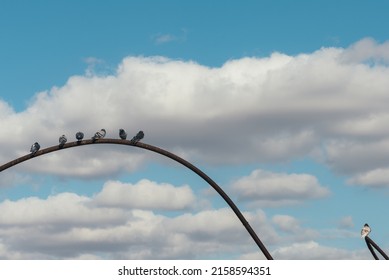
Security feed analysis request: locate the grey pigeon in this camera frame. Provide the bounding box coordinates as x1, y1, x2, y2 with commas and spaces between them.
130, 130, 144, 144
361, 223, 371, 238
30, 142, 40, 154
92, 129, 106, 141
59, 135, 67, 147
119, 129, 127, 140
76, 131, 84, 141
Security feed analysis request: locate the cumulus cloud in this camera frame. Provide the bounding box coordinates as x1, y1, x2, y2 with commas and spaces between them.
93, 179, 196, 210
272, 241, 370, 260
272, 215, 302, 233
230, 169, 330, 207
271, 215, 319, 243
2, 38, 389, 184
3, 37, 389, 259
347, 167, 389, 188
0, 182, 277, 259
0, 178, 369, 260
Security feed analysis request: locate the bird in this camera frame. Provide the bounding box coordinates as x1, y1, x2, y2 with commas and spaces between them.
361, 223, 371, 238
30, 142, 40, 154
92, 129, 106, 141
59, 135, 67, 147
119, 129, 127, 140
76, 131, 84, 141
130, 130, 144, 144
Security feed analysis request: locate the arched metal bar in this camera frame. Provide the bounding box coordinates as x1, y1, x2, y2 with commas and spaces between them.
0, 138, 274, 260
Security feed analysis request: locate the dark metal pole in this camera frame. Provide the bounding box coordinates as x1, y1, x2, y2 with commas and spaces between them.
0, 138, 274, 260
365, 236, 389, 260
365, 237, 379, 260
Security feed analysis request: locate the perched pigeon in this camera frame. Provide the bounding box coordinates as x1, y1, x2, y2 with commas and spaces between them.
76, 131, 84, 141
361, 223, 371, 238
92, 129, 106, 141
119, 129, 127, 140
130, 130, 144, 144
30, 142, 40, 154
59, 135, 67, 147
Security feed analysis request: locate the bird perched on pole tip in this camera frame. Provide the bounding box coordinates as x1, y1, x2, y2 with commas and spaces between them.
92, 129, 106, 141
361, 223, 371, 238
130, 130, 144, 144
76, 131, 84, 142
59, 135, 67, 147
119, 129, 127, 140
30, 142, 40, 154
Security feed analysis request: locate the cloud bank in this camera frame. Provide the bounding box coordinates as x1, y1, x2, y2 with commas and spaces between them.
0, 38, 389, 259
0, 179, 363, 259
1, 38, 389, 188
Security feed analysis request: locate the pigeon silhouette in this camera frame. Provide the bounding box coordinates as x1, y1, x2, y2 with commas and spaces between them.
361, 223, 371, 238
59, 135, 67, 147
92, 129, 106, 141
119, 129, 127, 140
130, 130, 144, 144
30, 142, 40, 154
76, 131, 84, 141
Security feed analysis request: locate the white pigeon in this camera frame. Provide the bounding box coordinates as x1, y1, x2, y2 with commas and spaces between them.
92, 129, 106, 141
30, 142, 40, 154
76, 131, 84, 141
59, 135, 67, 147
119, 129, 127, 140
361, 223, 371, 238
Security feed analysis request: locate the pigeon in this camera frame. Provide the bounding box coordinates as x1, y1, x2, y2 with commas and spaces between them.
59, 135, 67, 147
361, 223, 371, 238
119, 129, 127, 140
76, 131, 84, 141
30, 142, 40, 154
130, 130, 144, 144
92, 129, 106, 141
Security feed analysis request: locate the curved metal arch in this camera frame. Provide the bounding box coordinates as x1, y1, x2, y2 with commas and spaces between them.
0, 138, 273, 260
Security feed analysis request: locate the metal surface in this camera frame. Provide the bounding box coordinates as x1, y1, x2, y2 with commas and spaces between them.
365, 236, 389, 260
0, 138, 274, 260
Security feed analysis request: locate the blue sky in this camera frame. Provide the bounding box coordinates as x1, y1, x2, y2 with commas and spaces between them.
0, 0, 389, 259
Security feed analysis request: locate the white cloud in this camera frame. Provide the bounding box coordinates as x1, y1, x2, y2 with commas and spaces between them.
1, 38, 389, 187
272, 241, 370, 260
0, 100, 14, 117
0, 192, 127, 227
271, 215, 319, 243
0, 180, 372, 260
0, 184, 277, 259
340, 37, 389, 65
272, 215, 302, 233
347, 167, 389, 188
93, 179, 196, 210
230, 169, 330, 206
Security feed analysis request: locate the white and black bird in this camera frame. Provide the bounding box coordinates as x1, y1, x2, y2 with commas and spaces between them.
130, 130, 144, 144
92, 129, 106, 141
59, 135, 67, 147
119, 129, 127, 140
76, 131, 84, 141
30, 142, 40, 154
361, 223, 371, 238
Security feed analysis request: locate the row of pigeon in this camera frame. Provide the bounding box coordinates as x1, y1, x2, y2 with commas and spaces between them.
30, 129, 144, 155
